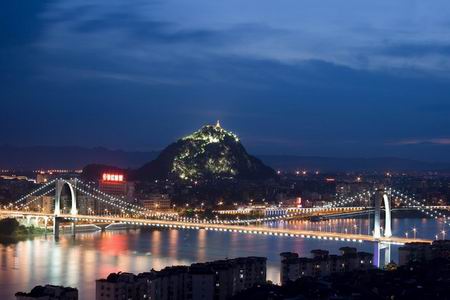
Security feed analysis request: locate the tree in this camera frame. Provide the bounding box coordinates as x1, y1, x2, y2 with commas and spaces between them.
0, 218, 20, 236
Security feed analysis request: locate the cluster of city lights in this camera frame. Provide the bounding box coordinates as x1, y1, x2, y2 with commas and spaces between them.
214, 207, 360, 225
389, 188, 449, 228
4, 187, 56, 211
9, 178, 371, 227
73, 184, 141, 216
85, 181, 336, 224
13, 179, 57, 206
326, 186, 449, 239
7, 179, 449, 244
77, 180, 147, 213
33, 169, 76, 174
327, 191, 372, 208
76, 180, 178, 220
18, 188, 56, 209
327, 187, 449, 228
63, 215, 364, 243
76, 178, 312, 224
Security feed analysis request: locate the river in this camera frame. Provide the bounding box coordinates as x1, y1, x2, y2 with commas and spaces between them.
0, 217, 445, 299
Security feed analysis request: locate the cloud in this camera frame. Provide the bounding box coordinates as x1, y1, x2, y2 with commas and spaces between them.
390, 138, 450, 146
22, 0, 450, 79
380, 43, 450, 58
2, 0, 450, 161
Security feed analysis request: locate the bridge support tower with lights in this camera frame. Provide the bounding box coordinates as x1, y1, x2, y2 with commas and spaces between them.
373, 189, 392, 239
53, 179, 78, 238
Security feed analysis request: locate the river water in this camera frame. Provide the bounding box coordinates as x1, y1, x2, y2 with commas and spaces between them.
0, 217, 445, 299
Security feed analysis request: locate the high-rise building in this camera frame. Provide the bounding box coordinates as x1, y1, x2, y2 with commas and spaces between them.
280, 248, 373, 285
96, 257, 267, 300
36, 172, 56, 184
22, 195, 54, 213
398, 240, 450, 265
76, 195, 96, 215
96, 272, 141, 300
41, 196, 54, 214
190, 257, 267, 299
98, 173, 135, 200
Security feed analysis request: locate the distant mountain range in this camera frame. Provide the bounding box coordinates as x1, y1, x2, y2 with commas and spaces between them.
258, 155, 450, 172
1, 145, 449, 172
0, 145, 158, 170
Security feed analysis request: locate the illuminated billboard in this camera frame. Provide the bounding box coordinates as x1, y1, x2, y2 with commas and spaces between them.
102, 173, 124, 182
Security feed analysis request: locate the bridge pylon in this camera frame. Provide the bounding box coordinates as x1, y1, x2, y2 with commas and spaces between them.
374, 242, 391, 268
373, 188, 392, 239
54, 179, 78, 216
54, 179, 78, 238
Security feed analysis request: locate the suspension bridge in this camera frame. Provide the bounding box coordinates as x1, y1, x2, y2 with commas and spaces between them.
1, 178, 446, 247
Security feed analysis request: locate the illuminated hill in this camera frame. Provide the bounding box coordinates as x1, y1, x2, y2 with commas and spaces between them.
136, 121, 275, 180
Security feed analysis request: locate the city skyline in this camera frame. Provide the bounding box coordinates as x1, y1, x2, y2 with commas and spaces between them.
2, 1, 450, 161
3, 2, 450, 300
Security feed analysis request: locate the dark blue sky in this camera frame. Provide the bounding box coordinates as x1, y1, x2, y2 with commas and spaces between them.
1, 0, 450, 161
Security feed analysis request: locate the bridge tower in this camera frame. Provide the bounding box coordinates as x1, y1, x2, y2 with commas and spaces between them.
54, 179, 78, 238
373, 188, 392, 239
54, 179, 78, 216
374, 242, 391, 268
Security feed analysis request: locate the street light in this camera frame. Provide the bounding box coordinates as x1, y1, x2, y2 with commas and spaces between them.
412, 228, 417, 240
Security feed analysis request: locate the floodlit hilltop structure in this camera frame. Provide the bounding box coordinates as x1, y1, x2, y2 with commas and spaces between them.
136, 121, 275, 181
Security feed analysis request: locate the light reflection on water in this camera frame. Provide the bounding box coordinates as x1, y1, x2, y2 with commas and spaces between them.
0, 218, 444, 299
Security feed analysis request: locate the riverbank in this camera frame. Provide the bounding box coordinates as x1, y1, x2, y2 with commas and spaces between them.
0, 218, 50, 243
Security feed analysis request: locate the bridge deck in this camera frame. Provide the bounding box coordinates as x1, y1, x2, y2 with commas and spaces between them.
0, 210, 432, 245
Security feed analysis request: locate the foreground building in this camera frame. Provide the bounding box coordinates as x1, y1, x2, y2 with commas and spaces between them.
399, 240, 450, 265
234, 257, 450, 300
96, 257, 266, 300
280, 247, 373, 285
15, 285, 78, 300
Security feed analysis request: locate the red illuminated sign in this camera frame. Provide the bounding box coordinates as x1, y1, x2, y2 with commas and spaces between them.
296, 197, 302, 208
102, 173, 124, 182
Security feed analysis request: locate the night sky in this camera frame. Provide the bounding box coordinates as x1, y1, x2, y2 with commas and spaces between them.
1, 1, 450, 161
